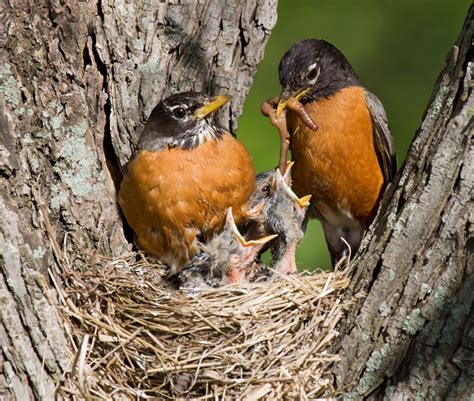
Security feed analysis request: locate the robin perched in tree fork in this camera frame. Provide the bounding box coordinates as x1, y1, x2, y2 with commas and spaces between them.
262, 39, 397, 266
118, 92, 256, 274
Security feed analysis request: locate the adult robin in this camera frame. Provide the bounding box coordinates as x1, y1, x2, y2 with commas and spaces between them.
178, 208, 277, 289
262, 39, 396, 266
118, 92, 256, 274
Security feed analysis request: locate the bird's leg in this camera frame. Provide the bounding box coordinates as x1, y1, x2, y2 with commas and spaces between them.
286, 98, 318, 131
261, 97, 291, 174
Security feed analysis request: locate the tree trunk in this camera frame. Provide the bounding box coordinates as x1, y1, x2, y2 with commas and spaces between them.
2, 0, 472, 400
0, 1, 276, 399
333, 6, 473, 400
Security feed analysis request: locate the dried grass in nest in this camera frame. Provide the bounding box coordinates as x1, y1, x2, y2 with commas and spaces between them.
53, 250, 353, 400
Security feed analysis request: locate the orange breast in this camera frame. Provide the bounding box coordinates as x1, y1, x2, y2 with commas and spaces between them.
118, 133, 255, 272
289, 86, 383, 224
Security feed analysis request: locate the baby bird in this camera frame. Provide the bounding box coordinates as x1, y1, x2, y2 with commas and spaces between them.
264, 165, 311, 274
249, 170, 275, 208
178, 208, 277, 289
243, 163, 311, 276
241, 169, 276, 243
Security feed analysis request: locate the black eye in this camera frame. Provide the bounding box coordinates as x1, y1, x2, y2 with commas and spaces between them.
261, 184, 270, 193
173, 107, 186, 119
307, 67, 319, 81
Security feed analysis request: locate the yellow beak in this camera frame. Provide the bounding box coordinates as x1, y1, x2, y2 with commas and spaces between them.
296, 194, 312, 208
276, 87, 310, 118
238, 232, 279, 247
193, 95, 231, 120
275, 169, 312, 208
226, 208, 278, 248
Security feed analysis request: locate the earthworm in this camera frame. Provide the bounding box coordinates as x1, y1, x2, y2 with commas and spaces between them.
287, 98, 318, 131
261, 99, 291, 174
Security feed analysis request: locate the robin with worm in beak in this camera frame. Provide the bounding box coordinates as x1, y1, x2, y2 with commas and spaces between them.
119, 92, 256, 274
178, 208, 278, 289
262, 39, 397, 266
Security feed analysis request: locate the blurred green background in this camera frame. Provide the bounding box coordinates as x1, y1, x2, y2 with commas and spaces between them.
237, 0, 470, 270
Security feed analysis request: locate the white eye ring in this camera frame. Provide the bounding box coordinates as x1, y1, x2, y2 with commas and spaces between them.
169, 104, 188, 119
307, 63, 321, 84
169, 104, 188, 112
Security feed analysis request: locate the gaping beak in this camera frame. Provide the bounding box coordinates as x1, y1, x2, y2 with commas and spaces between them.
276, 87, 310, 118
194, 95, 231, 120
281, 161, 295, 184
275, 169, 312, 208
245, 199, 265, 219
296, 194, 312, 208
226, 208, 278, 247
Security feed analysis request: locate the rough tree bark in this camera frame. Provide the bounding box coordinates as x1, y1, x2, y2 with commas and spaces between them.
333, 6, 473, 400
0, 1, 276, 399
1, 0, 472, 400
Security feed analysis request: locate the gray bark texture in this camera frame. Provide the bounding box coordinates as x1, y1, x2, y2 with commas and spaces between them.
333, 6, 473, 400
1, 0, 472, 400
0, 1, 276, 399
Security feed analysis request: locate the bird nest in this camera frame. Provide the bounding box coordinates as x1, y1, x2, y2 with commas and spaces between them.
52, 251, 354, 400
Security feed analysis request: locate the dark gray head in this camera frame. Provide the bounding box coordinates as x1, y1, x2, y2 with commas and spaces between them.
137, 91, 230, 151
278, 39, 360, 104
247, 170, 275, 208
241, 169, 277, 245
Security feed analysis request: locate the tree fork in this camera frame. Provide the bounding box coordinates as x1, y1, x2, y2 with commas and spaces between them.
332, 6, 473, 400
1, 1, 472, 400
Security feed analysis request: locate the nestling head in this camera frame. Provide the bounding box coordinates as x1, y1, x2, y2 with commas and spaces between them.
247, 170, 275, 209
265, 165, 311, 273
208, 208, 277, 283
179, 208, 278, 287
266, 167, 310, 244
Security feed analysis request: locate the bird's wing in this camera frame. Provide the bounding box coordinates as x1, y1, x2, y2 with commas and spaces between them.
365, 90, 397, 184
179, 252, 224, 289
